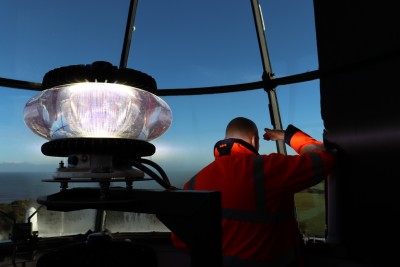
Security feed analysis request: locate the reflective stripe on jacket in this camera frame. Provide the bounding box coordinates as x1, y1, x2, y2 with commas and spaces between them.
171, 124, 336, 267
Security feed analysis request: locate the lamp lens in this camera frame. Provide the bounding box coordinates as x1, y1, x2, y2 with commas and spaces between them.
23, 83, 172, 141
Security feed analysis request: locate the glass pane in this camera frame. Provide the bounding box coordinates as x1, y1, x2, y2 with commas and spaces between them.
104, 212, 169, 233
0, 0, 129, 83
277, 80, 326, 239
1, 0, 323, 241
295, 181, 326, 239
37, 209, 97, 237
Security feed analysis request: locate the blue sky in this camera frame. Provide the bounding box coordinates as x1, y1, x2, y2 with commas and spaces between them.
0, 0, 322, 187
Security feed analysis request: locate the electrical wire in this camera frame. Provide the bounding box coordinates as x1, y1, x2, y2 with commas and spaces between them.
129, 159, 173, 190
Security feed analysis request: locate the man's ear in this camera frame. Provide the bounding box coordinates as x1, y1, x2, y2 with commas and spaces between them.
251, 135, 259, 151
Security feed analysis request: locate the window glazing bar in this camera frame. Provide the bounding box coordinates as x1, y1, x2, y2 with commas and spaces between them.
250, 0, 286, 154
120, 0, 139, 69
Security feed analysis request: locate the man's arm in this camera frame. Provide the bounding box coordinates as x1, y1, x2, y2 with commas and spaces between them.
264, 125, 326, 155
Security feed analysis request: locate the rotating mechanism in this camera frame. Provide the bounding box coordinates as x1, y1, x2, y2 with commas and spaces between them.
41, 138, 157, 191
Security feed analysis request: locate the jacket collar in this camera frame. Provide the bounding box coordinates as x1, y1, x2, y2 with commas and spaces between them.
214, 138, 259, 157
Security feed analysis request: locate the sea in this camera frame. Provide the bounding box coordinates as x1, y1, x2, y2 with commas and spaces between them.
0, 172, 59, 203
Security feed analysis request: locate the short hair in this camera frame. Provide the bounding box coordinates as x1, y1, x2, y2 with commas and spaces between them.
225, 117, 258, 139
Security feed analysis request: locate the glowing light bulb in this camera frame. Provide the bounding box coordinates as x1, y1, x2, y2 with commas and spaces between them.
23, 82, 172, 141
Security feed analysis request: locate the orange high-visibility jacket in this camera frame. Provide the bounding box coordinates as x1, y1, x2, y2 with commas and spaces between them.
171, 125, 336, 267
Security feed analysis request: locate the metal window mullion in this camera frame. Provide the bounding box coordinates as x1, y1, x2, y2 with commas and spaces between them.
119, 0, 139, 69
250, 0, 286, 155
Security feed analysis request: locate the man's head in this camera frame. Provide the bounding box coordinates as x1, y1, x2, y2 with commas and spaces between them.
225, 117, 259, 151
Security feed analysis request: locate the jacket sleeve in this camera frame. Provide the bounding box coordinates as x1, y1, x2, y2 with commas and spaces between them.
284, 124, 325, 155
268, 124, 335, 192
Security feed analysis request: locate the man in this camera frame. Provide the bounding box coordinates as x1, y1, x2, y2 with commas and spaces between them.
171, 117, 336, 267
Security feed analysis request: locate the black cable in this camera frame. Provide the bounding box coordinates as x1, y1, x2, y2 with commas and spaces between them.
139, 158, 171, 185
129, 160, 171, 189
